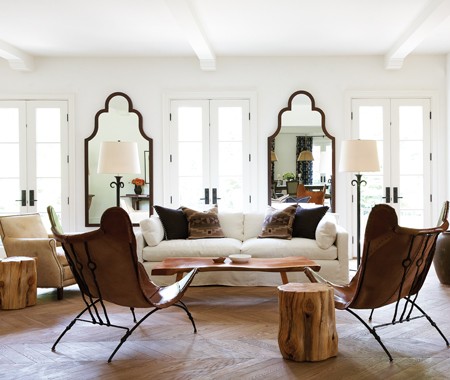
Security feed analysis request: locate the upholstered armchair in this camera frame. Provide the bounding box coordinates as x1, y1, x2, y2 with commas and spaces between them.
0, 213, 76, 300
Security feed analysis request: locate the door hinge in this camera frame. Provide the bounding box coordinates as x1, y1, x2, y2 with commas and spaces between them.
248, 154, 251, 162
351, 111, 353, 120
430, 153, 432, 161
170, 195, 173, 204
169, 113, 172, 121
249, 112, 251, 120
67, 197, 70, 205
430, 194, 433, 202
170, 154, 172, 163
67, 155, 69, 163
249, 195, 252, 203
67, 113, 69, 122
430, 111, 432, 119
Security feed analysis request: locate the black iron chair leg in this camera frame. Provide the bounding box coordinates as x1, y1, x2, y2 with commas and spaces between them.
174, 300, 197, 333
346, 308, 393, 361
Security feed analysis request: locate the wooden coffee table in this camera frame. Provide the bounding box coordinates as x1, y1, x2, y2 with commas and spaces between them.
151, 256, 320, 284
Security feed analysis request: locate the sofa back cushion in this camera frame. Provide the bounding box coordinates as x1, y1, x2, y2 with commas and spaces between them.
218, 212, 244, 241
243, 213, 265, 240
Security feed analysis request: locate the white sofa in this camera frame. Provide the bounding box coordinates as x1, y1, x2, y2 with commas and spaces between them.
136, 209, 349, 286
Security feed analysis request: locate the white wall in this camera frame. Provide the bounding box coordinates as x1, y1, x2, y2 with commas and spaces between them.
0, 55, 447, 232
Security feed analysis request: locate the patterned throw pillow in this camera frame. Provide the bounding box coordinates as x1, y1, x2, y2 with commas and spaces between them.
154, 205, 189, 240
181, 206, 225, 239
258, 204, 297, 239
292, 205, 329, 239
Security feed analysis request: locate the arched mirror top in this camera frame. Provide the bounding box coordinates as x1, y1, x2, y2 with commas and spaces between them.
268, 90, 335, 211
85, 92, 153, 226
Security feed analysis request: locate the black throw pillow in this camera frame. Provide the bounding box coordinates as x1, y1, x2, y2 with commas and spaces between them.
292, 206, 329, 239
154, 205, 189, 240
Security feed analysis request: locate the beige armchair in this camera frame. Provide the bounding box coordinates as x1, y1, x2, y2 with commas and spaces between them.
0, 213, 76, 300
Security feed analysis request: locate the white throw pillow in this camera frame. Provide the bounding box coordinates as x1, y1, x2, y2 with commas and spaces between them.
140, 216, 164, 246
315, 217, 337, 249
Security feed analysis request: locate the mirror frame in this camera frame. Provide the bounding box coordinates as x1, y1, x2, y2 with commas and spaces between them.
267, 90, 335, 211
84, 92, 153, 226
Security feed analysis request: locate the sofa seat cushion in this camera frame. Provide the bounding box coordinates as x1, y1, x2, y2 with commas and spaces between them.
241, 237, 337, 260
142, 238, 242, 262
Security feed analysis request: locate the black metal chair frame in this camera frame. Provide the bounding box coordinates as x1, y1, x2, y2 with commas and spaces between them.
52, 235, 197, 363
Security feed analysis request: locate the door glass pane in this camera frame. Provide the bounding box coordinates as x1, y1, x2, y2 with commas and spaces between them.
0, 107, 21, 215
399, 106, 423, 140
177, 107, 205, 207
217, 106, 244, 211
34, 107, 62, 215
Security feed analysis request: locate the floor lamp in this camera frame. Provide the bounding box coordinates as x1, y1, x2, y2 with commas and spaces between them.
97, 141, 141, 207
339, 140, 380, 267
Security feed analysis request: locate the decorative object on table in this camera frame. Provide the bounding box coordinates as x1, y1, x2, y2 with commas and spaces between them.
339, 139, 379, 267
131, 177, 145, 194
297, 149, 314, 184
229, 254, 251, 263
305, 202, 449, 362
282, 172, 295, 181
97, 141, 141, 207
212, 257, 226, 264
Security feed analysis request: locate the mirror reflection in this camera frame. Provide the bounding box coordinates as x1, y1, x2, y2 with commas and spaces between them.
268, 91, 335, 211
85, 92, 153, 226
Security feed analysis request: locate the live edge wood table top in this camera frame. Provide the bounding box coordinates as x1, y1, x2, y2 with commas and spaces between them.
151, 256, 320, 284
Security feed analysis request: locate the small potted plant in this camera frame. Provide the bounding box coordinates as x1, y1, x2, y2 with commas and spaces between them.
282, 172, 295, 181
131, 178, 145, 195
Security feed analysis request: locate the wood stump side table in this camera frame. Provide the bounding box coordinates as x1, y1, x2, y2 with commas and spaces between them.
278, 282, 338, 362
0, 257, 37, 310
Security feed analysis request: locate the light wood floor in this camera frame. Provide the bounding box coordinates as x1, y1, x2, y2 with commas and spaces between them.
1, 266, 450, 380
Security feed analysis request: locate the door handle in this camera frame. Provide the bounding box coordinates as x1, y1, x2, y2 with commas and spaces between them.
200, 188, 210, 204
212, 188, 221, 204
29, 190, 37, 206
15, 190, 26, 206
393, 187, 403, 203
382, 187, 391, 203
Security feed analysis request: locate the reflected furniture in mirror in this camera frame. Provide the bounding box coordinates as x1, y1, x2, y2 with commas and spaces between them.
268, 90, 335, 211
85, 92, 153, 226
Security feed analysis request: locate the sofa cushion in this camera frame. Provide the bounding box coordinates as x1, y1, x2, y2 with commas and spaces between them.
142, 238, 241, 262
243, 213, 265, 240
218, 212, 244, 241
292, 206, 329, 239
315, 217, 337, 249
241, 237, 337, 260
140, 216, 164, 247
154, 205, 188, 240
182, 206, 225, 239
258, 204, 297, 239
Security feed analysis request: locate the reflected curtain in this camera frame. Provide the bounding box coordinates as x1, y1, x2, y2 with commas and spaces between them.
296, 136, 313, 184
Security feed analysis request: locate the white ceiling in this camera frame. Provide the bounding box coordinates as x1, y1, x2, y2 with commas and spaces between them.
1, 0, 450, 71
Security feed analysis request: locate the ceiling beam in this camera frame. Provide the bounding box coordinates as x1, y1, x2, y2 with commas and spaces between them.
166, 0, 216, 71
385, 0, 450, 69
0, 40, 34, 71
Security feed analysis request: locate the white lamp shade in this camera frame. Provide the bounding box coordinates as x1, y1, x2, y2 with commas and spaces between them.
339, 140, 380, 173
97, 141, 141, 174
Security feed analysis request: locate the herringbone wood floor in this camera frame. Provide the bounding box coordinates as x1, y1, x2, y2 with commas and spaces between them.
1, 266, 450, 380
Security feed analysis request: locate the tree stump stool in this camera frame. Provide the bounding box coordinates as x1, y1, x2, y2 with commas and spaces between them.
278, 282, 338, 362
0, 257, 37, 310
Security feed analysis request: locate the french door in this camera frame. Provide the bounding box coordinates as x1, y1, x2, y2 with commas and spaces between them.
351, 98, 431, 233
0, 100, 68, 230
167, 99, 252, 211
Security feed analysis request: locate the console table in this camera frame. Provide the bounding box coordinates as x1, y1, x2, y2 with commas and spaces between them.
121, 194, 150, 210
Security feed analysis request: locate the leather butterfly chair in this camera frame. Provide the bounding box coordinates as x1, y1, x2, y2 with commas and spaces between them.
296, 184, 326, 205
51, 207, 198, 362
305, 201, 449, 361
